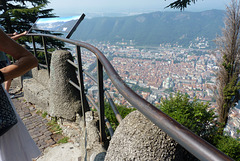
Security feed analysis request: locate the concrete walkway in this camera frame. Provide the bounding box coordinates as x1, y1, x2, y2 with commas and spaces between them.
11, 91, 82, 161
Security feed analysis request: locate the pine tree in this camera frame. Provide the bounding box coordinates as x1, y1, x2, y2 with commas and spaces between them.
0, 0, 65, 56
165, 0, 197, 10
0, 0, 55, 33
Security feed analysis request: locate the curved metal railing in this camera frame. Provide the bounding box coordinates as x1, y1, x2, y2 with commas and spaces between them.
27, 33, 233, 161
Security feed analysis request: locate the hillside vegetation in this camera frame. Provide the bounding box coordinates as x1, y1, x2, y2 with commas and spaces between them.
72, 10, 225, 47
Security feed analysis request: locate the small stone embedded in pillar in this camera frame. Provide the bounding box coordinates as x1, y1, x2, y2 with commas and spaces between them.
49, 50, 81, 121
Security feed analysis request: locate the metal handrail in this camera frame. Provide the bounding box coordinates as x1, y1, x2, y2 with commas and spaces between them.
86, 94, 114, 137
27, 33, 233, 161
83, 70, 123, 123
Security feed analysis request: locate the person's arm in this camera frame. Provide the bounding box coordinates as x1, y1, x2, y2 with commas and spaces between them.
0, 29, 38, 81
11, 31, 27, 40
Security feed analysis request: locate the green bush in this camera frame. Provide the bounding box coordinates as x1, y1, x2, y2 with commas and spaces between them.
159, 92, 218, 142
158, 92, 240, 160
213, 135, 240, 161
104, 102, 136, 130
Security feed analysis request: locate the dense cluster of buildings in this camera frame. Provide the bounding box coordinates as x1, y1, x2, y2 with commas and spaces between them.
69, 39, 239, 139
71, 40, 217, 106
224, 101, 240, 140
99, 44, 215, 103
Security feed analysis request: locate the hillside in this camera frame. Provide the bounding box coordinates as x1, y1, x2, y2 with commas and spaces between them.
71, 10, 225, 47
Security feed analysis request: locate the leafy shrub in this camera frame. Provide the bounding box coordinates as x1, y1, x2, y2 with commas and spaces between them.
213, 135, 240, 161
104, 102, 136, 130
159, 92, 218, 142
158, 92, 240, 160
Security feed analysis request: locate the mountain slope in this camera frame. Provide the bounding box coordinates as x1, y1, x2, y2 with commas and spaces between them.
72, 10, 225, 47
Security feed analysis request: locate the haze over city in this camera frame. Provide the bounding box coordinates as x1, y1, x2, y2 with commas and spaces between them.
47, 0, 230, 17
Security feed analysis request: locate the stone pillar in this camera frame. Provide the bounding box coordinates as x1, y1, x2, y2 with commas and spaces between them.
49, 50, 81, 121
105, 110, 197, 161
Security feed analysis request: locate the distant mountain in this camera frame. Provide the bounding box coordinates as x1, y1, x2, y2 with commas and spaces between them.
71, 10, 225, 47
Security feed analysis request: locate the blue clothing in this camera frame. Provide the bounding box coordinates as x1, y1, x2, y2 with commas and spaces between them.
0, 52, 9, 69
0, 51, 7, 61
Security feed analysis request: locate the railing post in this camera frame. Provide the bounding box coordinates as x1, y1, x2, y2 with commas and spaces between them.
31, 36, 39, 70
105, 91, 122, 123
31, 36, 37, 58
41, 36, 50, 76
76, 46, 90, 121
98, 59, 107, 144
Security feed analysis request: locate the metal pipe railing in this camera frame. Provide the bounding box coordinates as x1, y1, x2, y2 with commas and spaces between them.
97, 59, 107, 143
86, 94, 114, 137
84, 71, 122, 123
27, 33, 233, 161
41, 36, 50, 76
76, 45, 90, 118
105, 91, 122, 123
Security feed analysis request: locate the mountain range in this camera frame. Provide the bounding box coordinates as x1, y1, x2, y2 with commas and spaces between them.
70, 10, 225, 48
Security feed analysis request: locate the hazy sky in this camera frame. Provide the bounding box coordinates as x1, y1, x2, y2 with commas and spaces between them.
47, 0, 230, 17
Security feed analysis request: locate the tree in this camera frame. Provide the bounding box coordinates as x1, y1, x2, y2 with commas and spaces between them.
0, 0, 55, 33
159, 92, 218, 142
213, 0, 240, 129
158, 92, 240, 160
165, 0, 198, 10
0, 0, 65, 62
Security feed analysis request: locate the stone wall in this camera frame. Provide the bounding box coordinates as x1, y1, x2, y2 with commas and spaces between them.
23, 68, 50, 111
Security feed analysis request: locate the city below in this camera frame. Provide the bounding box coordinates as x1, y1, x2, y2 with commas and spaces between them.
68, 37, 240, 139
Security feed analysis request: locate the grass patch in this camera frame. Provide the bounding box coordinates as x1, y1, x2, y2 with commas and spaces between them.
36, 110, 41, 114
57, 137, 69, 144
42, 111, 48, 118
47, 117, 62, 134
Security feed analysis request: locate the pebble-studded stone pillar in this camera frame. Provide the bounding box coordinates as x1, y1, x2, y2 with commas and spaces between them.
105, 110, 197, 161
49, 50, 81, 121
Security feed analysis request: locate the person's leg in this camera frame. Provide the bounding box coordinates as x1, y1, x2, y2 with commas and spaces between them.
4, 79, 12, 93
